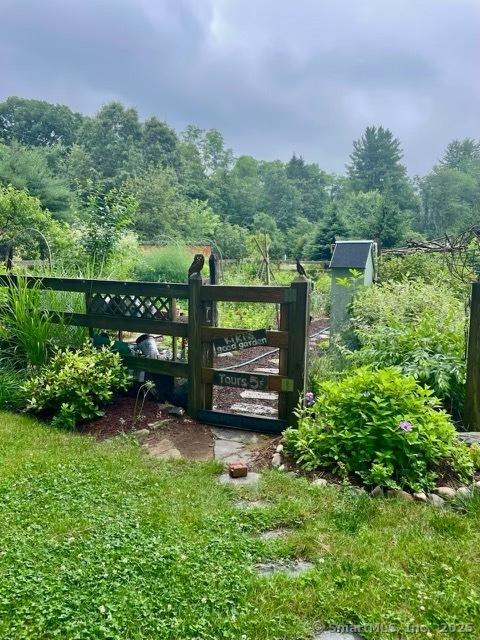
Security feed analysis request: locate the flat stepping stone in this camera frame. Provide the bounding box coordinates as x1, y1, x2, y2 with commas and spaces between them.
211, 427, 259, 444
314, 632, 363, 640
234, 499, 269, 509
218, 472, 261, 486
254, 367, 278, 374
214, 438, 254, 464
457, 432, 480, 445
254, 559, 314, 576
240, 390, 277, 401
259, 528, 292, 540
146, 438, 182, 459
230, 402, 276, 416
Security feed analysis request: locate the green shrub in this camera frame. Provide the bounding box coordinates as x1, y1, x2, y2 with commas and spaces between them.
23, 342, 131, 429
134, 246, 192, 283
284, 367, 473, 491
346, 279, 466, 415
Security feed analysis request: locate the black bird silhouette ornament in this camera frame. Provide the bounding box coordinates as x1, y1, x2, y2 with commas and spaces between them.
296, 257, 307, 277
188, 253, 205, 278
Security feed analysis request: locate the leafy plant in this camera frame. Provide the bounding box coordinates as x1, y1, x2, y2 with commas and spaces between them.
284, 367, 473, 491
0, 276, 86, 368
23, 342, 131, 429
346, 278, 466, 415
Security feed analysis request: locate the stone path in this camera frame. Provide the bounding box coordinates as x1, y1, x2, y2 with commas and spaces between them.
230, 402, 276, 416
218, 472, 262, 485
314, 633, 363, 640
254, 559, 314, 576
258, 528, 292, 540
146, 438, 182, 459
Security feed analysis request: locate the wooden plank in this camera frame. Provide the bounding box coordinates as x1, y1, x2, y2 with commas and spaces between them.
0, 275, 189, 298
277, 302, 289, 420
187, 275, 203, 419
197, 409, 285, 434
200, 284, 295, 304
465, 282, 480, 428
202, 326, 288, 348
123, 356, 188, 377
202, 368, 292, 393
286, 277, 310, 427
50, 312, 188, 337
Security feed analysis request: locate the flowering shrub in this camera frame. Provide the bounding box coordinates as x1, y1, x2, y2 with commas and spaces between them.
24, 342, 131, 429
284, 367, 473, 491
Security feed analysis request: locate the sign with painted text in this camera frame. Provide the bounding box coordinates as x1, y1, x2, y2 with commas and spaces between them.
213, 370, 269, 391
213, 329, 268, 354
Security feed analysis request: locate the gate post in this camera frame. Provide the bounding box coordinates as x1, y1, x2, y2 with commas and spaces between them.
188, 274, 203, 419
465, 281, 480, 429
286, 276, 311, 427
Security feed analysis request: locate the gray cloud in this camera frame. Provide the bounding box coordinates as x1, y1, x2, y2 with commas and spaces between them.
0, 0, 479, 174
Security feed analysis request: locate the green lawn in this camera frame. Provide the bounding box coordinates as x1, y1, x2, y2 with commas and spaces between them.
0, 412, 479, 639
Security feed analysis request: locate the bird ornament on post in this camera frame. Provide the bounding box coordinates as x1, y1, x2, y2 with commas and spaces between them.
188, 253, 205, 278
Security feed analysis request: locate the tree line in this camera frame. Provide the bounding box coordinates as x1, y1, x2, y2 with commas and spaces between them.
0, 95, 479, 261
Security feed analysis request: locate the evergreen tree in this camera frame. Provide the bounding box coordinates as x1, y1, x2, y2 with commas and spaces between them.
308, 202, 348, 260
347, 126, 416, 213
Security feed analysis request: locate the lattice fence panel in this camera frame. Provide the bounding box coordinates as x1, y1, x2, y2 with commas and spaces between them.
88, 293, 172, 320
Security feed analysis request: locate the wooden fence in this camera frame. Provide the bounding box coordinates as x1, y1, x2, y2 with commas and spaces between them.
465, 281, 480, 429
0, 274, 310, 434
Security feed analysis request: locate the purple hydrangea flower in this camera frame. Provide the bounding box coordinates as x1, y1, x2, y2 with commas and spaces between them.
305, 391, 315, 407
399, 420, 413, 432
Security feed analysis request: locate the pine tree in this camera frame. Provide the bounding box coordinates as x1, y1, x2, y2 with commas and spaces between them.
347, 126, 414, 212
308, 202, 347, 260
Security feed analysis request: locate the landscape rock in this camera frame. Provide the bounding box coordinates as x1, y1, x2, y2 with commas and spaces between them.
259, 528, 291, 540
387, 489, 413, 501
146, 438, 182, 459
233, 499, 269, 509
312, 478, 328, 487
370, 485, 384, 498
276, 443, 284, 453
475, 480, 480, 490
254, 559, 314, 576
427, 493, 445, 507
168, 406, 185, 417
456, 431, 480, 445
434, 486, 456, 500
271, 453, 282, 467
278, 464, 285, 471
413, 492, 428, 503
218, 472, 261, 486
456, 486, 472, 498
132, 428, 150, 441
314, 631, 364, 640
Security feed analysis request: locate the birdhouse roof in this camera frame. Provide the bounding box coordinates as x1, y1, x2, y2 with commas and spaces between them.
329, 240, 374, 269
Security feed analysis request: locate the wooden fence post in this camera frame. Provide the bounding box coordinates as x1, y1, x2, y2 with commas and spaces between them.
465, 282, 480, 429
188, 274, 203, 419
286, 276, 310, 427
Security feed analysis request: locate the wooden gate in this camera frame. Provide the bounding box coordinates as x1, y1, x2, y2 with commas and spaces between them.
0, 274, 310, 434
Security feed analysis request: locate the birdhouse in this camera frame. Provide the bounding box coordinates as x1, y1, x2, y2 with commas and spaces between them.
329, 240, 376, 336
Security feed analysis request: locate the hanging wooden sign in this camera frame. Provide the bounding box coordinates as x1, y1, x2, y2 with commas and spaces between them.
213, 370, 268, 390
213, 329, 268, 354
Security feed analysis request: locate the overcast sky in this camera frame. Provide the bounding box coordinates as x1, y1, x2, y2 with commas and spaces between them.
1, 0, 479, 175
